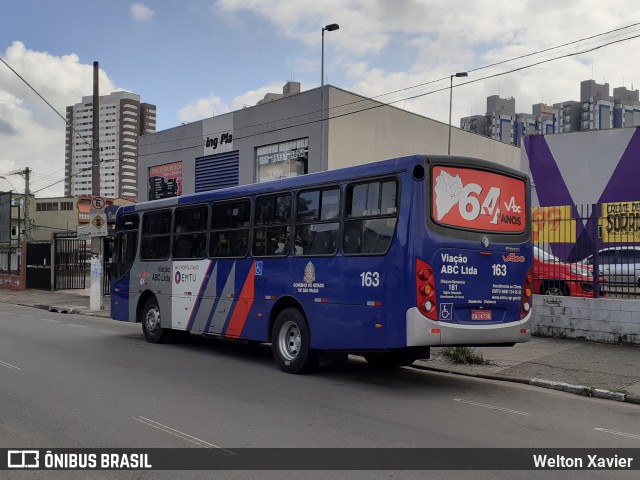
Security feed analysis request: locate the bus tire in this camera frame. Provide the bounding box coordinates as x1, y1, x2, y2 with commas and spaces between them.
364, 350, 418, 369
141, 297, 168, 343
271, 308, 317, 374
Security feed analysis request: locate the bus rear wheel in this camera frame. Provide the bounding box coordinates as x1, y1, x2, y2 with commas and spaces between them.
364, 350, 419, 369
271, 308, 317, 374
141, 297, 168, 343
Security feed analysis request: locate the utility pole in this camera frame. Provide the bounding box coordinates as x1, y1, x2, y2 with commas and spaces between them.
7, 167, 31, 241
90, 61, 103, 311
23, 167, 30, 241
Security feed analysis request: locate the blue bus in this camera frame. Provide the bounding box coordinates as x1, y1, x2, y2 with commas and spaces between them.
111, 154, 533, 373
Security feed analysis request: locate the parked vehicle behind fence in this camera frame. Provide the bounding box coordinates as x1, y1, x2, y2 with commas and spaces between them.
579, 246, 640, 288
534, 246, 607, 297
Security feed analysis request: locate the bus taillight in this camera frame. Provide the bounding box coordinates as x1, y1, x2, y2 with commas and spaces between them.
416, 259, 438, 320
520, 266, 533, 319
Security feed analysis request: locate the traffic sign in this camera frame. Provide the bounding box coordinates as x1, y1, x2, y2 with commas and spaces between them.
91, 196, 106, 211
88, 212, 108, 236
92, 216, 105, 229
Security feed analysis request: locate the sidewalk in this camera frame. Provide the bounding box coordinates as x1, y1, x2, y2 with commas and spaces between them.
0, 288, 111, 318
1, 288, 639, 404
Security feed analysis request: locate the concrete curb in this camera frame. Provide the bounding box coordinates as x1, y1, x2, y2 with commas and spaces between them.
412, 365, 640, 405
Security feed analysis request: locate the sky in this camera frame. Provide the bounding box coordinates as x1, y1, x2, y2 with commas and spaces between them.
2, 0, 640, 197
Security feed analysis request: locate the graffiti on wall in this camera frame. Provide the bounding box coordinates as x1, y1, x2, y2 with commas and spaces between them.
0, 276, 21, 288
601, 201, 640, 243
532, 205, 576, 244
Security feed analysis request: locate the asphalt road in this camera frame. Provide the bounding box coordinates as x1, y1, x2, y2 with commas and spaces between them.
1, 303, 639, 480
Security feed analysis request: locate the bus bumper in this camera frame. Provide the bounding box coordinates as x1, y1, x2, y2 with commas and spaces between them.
406, 307, 532, 346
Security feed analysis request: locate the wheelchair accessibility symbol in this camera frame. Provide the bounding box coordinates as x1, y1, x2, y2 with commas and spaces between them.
439, 303, 453, 320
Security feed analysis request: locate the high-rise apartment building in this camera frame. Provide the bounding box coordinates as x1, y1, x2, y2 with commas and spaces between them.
64, 91, 156, 199
461, 79, 640, 144
580, 80, 614, 131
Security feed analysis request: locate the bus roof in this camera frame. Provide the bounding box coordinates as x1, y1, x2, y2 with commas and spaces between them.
120, 154, 526, 216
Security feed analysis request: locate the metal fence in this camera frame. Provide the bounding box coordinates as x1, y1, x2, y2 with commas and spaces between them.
533, 203, 640, 299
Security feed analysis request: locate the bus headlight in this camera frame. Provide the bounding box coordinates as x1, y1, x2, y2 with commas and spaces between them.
424, 300, 433, 312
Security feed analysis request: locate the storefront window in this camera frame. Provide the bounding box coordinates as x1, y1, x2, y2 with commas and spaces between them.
255, 138, 308, 183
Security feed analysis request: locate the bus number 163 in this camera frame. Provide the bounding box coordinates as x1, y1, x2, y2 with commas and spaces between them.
492, 264, 507, 276
360, 271, 380, 287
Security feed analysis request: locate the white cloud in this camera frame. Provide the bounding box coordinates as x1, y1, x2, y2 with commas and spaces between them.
179, 82, 288, 122
179, 95, 230, 123
213, 0, 640, 127
0, 42, 118, 197
130, 3, 155, 21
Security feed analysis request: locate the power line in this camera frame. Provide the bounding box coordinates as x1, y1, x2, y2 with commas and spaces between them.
134, 29, 640, 160
0, 57, 94, 150
6, 21, 640, 194
130, 23, 640, 155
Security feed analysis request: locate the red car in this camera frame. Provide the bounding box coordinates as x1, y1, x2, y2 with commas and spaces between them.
533, 246, 608, 297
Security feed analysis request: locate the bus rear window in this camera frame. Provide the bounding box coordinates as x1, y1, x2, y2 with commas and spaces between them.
432, 165, 526, 233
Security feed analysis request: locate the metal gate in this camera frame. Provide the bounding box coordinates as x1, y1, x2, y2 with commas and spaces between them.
102, 235, 113, 296
26, 242, 52, 290
54, 236, 88, 290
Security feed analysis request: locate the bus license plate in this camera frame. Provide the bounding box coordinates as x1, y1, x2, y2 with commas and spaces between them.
471, 310, 492, 321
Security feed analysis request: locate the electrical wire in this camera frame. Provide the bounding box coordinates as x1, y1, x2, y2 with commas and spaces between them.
5, 21, 640, 194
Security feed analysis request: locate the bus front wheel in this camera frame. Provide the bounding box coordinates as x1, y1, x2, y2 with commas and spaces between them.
141, 297, 168, 343
271, 308, 317, 374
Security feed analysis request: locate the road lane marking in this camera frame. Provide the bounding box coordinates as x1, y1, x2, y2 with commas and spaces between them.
595, 428, 640, 440
19, 314, 34, 318
453, 398, 531, 416
133, 416, 234, 454
0, 360, 22, 371
41, 318, 61, 323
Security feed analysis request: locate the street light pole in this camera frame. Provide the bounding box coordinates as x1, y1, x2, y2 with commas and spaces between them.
448, 71, 468, 155
320, 23, 339, 169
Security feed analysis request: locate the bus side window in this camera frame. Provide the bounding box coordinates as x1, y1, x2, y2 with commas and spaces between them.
141, 210, 171, 261
343, 227, 362, 254
343, 180, 398, 255
294, 187, 340, 256
253, 194, 292, 257
173, 205, 208, 260
210, 199, 251, 258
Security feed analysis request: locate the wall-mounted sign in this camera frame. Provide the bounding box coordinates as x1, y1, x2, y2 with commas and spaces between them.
601, 201, 640, 243
203, 131, 234, 156
148, 162, 183, 201
105, 205, 119, 224
256, 138, 309, 183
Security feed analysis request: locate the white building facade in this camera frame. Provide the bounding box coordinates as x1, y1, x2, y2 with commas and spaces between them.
64, 91, 156, 199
